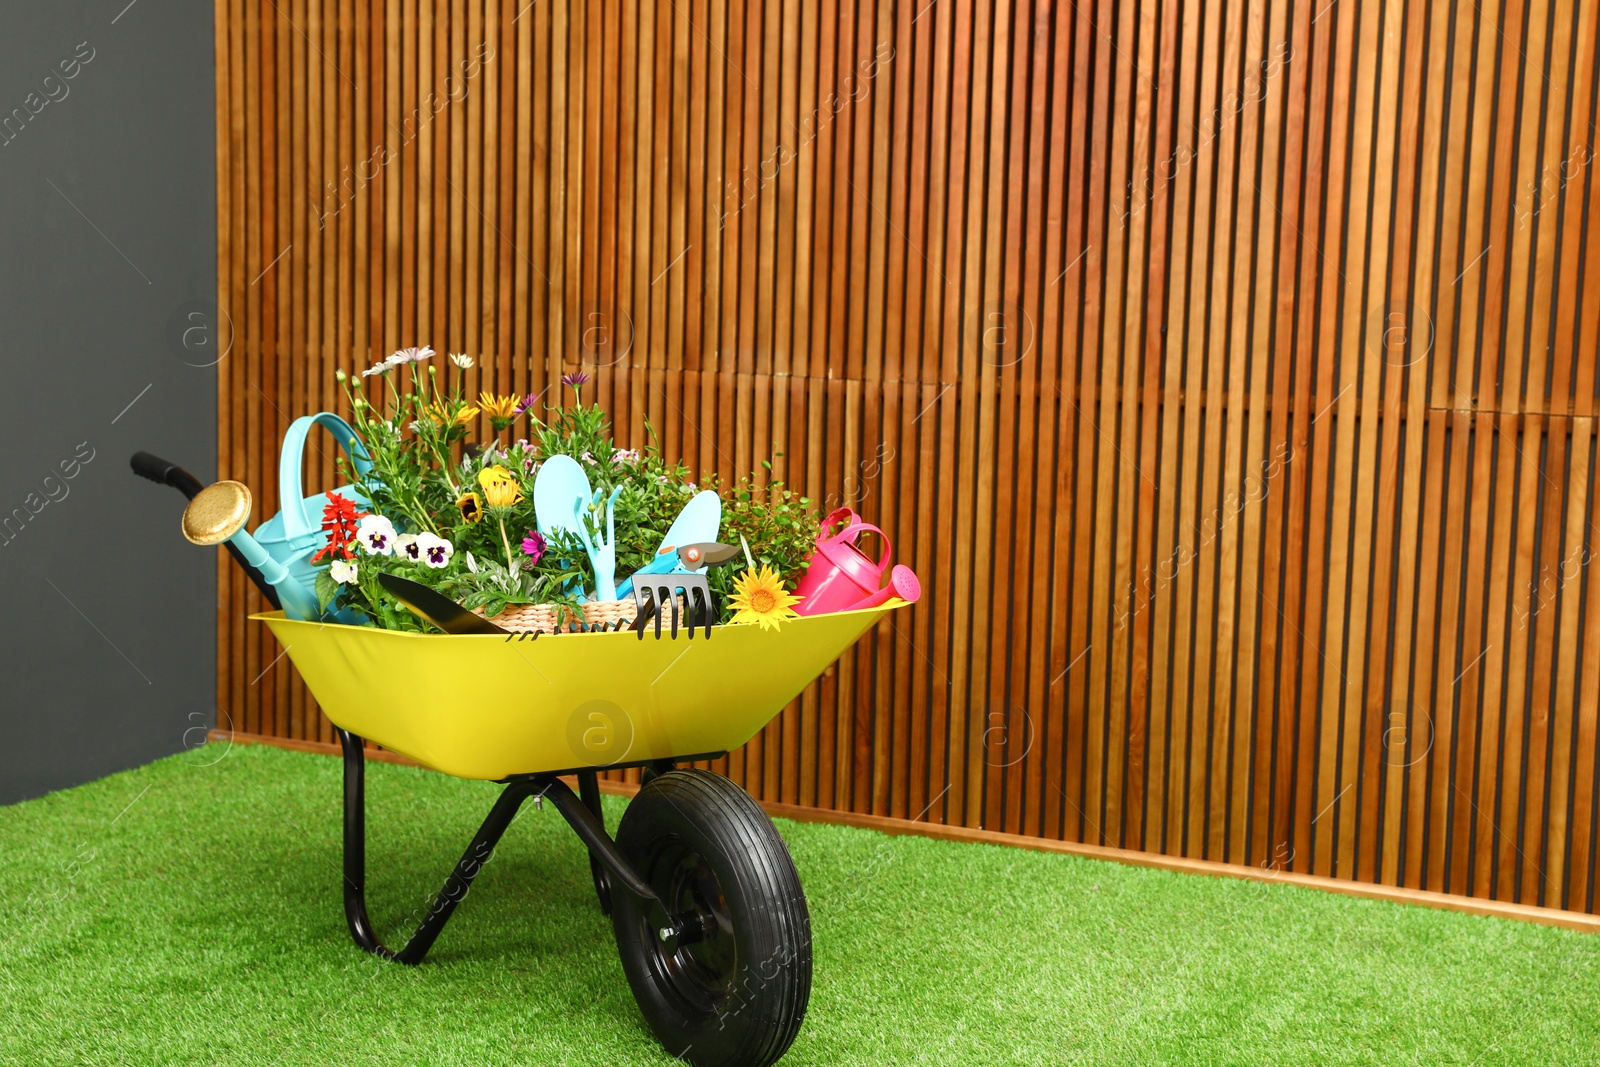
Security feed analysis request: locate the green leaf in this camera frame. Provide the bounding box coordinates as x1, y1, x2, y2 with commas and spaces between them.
314, 570, 338, 612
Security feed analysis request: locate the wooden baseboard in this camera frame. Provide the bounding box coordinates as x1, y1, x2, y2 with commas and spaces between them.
213, 730, 1600, 935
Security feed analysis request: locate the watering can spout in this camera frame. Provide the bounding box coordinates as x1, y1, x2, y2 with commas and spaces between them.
182, 481, 323, 620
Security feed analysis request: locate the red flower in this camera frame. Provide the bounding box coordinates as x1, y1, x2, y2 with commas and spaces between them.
311, 491, 367, 563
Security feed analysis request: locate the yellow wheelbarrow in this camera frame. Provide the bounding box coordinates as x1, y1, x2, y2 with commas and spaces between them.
136, 451, 905, 1067
257, 604, 903, 1067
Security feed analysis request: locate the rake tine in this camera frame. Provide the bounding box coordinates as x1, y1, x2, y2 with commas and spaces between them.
698, 587, 714, 639
632, 588, 649, 641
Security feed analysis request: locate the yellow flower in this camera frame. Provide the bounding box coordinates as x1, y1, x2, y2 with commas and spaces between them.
427, 401, 479, 427
456, 491, 484, 523
478, 392, 520, 428
477, 465, 523, 508
728, 565, 803, 631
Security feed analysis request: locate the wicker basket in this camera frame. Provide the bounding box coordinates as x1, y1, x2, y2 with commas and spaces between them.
471, 602, 578, 634
472, 597, 681, 634
582, 597, 686, 629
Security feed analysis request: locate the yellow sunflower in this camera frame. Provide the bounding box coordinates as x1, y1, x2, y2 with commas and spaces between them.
728, 565, 803, 631
479, 392, 520, 430
456, 491, 485, 523
477, 465, 523, 508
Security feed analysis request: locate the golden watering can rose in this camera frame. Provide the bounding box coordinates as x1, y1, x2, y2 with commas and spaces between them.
181, 480, 253, 545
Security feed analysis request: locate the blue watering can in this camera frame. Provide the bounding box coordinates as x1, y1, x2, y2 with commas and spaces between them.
180, 413, 374, 622
181, 479, 322, 620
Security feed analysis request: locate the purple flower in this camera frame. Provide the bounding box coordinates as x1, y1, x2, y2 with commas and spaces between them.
357, 515, 397, 555
513, 391, 544, 417
416, 532, 454, 569
521, 529, 547, 565
561, 371, 591, 390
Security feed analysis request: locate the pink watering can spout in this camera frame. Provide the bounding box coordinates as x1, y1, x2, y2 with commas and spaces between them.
851, 565, 921, 610
793, 508, 920, 615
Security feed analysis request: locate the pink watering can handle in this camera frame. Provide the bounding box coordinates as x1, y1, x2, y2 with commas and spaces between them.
834, 522, 892, 569
818, 507, 860, 542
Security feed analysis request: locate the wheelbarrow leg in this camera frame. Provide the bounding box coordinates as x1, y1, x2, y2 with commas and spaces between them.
576, 771, 613, 915
338, 729, 537, 965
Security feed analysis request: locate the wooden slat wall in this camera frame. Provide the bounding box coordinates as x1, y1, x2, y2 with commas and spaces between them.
216, 0, 1600, 912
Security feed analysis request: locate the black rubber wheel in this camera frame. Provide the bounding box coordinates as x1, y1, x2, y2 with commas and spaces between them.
611, 770, 811, 1067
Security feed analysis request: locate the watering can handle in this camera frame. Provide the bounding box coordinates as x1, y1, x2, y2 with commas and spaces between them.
818, 507, 860, 542
279, 412, 375, 541
836, 522, 892, 569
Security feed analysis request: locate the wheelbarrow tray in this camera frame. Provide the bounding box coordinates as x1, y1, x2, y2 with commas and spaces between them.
256, 601, 906, 780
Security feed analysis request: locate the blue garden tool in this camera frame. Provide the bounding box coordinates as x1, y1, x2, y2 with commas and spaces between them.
575, 485, 625, 601
534, 454, 625, 601
616, 489, 722, 598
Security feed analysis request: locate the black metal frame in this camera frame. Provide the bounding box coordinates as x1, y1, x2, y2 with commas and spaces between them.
336, 729, 715, 965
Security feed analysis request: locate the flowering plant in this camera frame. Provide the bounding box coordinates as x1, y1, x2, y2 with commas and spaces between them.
316, 347, 819, 631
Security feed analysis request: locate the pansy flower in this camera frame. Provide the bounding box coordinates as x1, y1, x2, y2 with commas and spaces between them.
416, 532, 454, 569
357, 515, 397, 555
394, 533, 421, 561
329, 559, 359, 584
457, 491, 485, 523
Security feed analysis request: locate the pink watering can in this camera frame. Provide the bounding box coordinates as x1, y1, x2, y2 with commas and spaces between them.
793, 507, 921, 615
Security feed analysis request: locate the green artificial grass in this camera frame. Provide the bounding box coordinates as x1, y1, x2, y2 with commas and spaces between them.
1, 745, 1596, 1066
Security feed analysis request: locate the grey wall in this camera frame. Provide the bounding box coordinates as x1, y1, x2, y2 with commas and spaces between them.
0, 5, 217, 804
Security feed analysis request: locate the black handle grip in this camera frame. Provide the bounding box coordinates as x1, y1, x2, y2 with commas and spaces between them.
129, 452, 206, 499
130, 451, 176, 484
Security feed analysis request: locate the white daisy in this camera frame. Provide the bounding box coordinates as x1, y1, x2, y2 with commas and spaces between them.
387, 345, 436, 366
